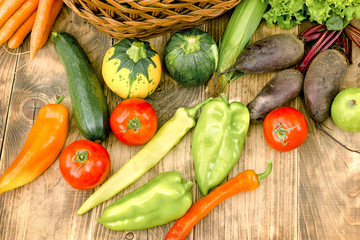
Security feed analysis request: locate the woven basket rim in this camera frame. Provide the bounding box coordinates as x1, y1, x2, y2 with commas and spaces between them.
64, 0, 242, 39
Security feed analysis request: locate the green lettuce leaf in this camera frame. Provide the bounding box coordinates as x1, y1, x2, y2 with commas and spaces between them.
263, 0, 360, 30
263, 0, 307, 29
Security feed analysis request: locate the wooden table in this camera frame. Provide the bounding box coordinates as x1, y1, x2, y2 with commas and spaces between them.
1, 6, 359, 240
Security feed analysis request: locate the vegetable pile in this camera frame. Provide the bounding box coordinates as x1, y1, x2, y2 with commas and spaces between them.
1, 0, 360, 238
77, 97, 213, 215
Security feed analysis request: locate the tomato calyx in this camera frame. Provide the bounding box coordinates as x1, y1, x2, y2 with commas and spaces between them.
274, 122, 298, 145
72, 150, 89, 171
121, 117, 141, 133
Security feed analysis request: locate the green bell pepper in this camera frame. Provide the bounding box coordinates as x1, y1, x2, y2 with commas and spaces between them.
192, 93, 250, 195
97, 171, 193, 231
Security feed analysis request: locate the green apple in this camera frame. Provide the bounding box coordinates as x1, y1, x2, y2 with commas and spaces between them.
331, 87, 360, 133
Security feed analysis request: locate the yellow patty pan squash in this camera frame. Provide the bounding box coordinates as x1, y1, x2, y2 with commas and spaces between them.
102, 38, 162, 99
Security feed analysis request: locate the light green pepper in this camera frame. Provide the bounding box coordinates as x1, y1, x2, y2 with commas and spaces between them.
192, 93, 250, 195
97, 171, 193, 231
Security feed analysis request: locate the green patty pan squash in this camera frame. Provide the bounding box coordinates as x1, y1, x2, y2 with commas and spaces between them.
102, 38, 162, 99
164, 28, 218, 87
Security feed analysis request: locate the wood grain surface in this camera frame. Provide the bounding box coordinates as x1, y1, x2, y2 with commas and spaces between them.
0, 5, 359, 240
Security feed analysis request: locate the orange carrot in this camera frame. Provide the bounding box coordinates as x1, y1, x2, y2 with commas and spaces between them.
29, 0, 55, 61
39, 0, 63, 48
7, 10, 37, 49
0, 0, 39, 46
0, 0, 27, 29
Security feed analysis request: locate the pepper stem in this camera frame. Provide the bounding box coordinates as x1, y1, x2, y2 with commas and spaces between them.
55, 96, 65, 104
182, 181, 194, 191
220, 93, 229, 105
257, 160, 272, 182
185, 97, 213, 119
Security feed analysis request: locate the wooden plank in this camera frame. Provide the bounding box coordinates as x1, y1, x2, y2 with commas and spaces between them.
0, 47, 18, 155
298, 19, 360, 240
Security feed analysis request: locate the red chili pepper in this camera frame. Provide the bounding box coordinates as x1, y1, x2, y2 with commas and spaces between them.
0, 96, 68, 194
165, 160, 272, 240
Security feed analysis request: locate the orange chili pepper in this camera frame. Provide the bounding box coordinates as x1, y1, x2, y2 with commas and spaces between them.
0, 96, 68, 194
165, 160, 272, 240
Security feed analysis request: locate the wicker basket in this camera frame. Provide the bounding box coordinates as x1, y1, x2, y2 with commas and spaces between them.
64, 0, 242, 39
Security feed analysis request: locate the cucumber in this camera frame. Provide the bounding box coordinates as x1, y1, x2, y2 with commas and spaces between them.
52, 31, 110, 143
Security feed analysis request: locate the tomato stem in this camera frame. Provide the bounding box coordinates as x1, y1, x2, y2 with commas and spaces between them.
274, 122, 298, 145
121, 118, 141, 132
72, 150, 89, 171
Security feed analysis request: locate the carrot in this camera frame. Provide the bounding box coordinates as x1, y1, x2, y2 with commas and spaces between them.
29, 0, 55, 61
165, 160, 272, 240
7, 10, 37, 49
8, 0, 62, 49
0, 0, 39, 46
39, 0, 63, 48
0, 0, 27, 29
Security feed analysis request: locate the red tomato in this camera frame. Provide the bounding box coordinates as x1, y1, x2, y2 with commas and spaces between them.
110, 98, 158, 146
59, 140, 111, 190
263, 107, 308, 152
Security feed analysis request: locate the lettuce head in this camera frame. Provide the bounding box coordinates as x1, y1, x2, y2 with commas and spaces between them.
263, 0, 360, 30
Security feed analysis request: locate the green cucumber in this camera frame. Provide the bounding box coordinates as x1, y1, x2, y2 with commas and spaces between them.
52, 31, 110, 143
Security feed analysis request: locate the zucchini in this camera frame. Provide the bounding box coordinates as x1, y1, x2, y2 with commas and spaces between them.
51, 31, 110, 143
